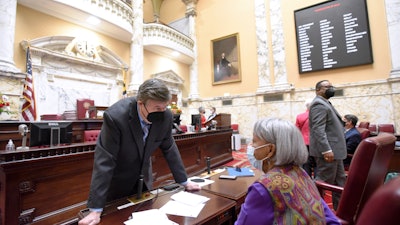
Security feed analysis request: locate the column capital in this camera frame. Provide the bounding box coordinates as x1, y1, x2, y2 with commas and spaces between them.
182, 0, 198, 17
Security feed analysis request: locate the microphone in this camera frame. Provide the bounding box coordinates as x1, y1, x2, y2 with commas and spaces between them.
206, 157, 211, 174
136, 175, 144, 200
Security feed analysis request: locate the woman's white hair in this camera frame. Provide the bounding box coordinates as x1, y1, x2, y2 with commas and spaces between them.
253, 117, 308, 166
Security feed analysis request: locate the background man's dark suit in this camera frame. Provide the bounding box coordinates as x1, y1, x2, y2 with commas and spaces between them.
309, 95, 347, 209
87, 97, 187, 208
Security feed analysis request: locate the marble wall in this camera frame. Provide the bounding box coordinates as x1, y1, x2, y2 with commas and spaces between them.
182, 79, 400, 142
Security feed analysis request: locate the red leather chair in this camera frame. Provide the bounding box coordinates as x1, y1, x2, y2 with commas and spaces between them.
315, 132, 396, 225
356, 127, 370, 140
368, 123, 377, 133
357, 121, 370, 129
231, 124, 239, 133
356, 176, 400, 225
345, 128, 371, 170
179, 125, 187, 133
83, 130, 101, 142
378, 123, 395, 133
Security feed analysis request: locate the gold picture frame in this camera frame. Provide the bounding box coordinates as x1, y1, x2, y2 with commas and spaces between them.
211, 33, 241, 85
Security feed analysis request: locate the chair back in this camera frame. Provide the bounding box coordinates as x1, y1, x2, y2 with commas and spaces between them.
179, 125, 188, 133
378, 123, 395, 133
335, 132, 396, 225
356, 127, 370, 140
83, 130, 101, 142
358, 121, 370, 129
368, 124, 377, 133
356, 176, 400, 225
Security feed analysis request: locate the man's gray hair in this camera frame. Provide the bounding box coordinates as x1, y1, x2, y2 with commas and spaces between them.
137, 78, 171, 103
253, 117, 308, 166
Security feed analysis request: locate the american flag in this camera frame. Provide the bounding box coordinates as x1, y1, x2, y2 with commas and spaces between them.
21, 47, 36, 121
122, 68, 127, 98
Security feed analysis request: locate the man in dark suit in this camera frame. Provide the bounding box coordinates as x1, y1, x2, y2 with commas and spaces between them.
79, 79, 200, 225
309, 80, 347, 210
343, 114, 361, 166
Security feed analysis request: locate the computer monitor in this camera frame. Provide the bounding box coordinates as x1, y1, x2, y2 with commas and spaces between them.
191, 114, 201, 131
29, 121, 73, 147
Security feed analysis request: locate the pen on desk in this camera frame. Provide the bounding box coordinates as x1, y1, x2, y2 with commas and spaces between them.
117, 202, 135, 210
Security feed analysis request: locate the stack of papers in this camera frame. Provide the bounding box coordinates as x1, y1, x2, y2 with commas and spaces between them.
124, 209, 177, 225
160, 191, 210, 217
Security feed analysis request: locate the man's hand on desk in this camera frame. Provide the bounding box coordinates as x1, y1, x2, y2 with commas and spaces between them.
184, 181, 201, 191
78, 211, 101, 225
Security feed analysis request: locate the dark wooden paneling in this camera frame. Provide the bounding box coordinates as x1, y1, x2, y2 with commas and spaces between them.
0, 122, 233, 225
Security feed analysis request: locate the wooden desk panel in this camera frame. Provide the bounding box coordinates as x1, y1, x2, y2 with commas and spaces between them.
98, 190, 236, 225
389, 147, 400, 172
0, 128, 233, 225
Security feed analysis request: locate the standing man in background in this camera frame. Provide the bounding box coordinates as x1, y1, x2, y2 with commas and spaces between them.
79, 79, 200, 225
296, 98, 316, 178
309, 80, 347, 210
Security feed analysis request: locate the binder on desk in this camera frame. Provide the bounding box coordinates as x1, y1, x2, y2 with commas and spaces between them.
227, 167, 255, 177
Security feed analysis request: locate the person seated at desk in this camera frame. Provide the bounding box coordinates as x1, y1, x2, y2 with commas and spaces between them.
207, 106, 217, 121
199, 106, 207, 128
236, 118, 340, 225
78, 79, 200, 225
343, 114, 361, 166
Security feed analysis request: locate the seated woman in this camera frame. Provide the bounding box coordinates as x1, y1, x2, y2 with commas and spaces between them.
343, 114, 361, 166
235, 118, 340, 225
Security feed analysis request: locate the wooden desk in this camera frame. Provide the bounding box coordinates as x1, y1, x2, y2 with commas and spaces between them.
0, 128, 233, 225
201, 169, 262, 216
98, 190, 236, 225
389, 147, 400, 172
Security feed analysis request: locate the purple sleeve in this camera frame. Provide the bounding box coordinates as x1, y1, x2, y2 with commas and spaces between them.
322, 199, 341, 225
235, 182, 274, 225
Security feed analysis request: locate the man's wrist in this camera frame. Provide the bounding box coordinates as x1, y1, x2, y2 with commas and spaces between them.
322, 150, 332, 155
89, 208, 103, 213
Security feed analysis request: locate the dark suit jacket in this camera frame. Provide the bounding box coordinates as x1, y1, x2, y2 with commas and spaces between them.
87, 97, 187, 208
309, 96, 347, 160
345, 127, 361, 155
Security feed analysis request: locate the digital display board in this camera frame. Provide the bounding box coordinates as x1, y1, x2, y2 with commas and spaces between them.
294, 0, 373, 73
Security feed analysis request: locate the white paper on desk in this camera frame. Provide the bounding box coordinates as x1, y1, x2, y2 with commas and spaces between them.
188, 176, 215, 187
159, 200, 206, 218
124, 209, 177, 225
170, 191, 210, 206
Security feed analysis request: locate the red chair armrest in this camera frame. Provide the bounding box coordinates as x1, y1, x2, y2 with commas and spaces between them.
315, 180, 344, 196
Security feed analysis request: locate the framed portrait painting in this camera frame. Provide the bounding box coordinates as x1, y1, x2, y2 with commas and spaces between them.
211, 33, 241, 85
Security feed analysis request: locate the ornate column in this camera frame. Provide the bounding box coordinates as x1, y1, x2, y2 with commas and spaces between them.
254, 0, 271, 93
128, 0, 144, 93
385, 0, 400, 78
269, 0, 291, 90
0, 0, 19, 73
182, 0, 200, 100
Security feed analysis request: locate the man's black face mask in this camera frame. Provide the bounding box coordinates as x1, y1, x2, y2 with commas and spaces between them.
325, 87, 335, 99
147, 111, 165, 122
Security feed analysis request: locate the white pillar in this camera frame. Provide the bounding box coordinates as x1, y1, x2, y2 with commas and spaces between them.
182, 0, 200, 99
128, 0, 144, 92
0, 0, 19, 73
385, 0, 400, 78
254, 0, 271, 93
269, 0, 291, 90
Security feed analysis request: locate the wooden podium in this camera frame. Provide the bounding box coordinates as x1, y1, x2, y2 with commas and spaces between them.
205, 113, 231, 130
